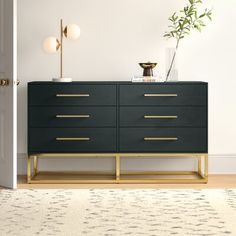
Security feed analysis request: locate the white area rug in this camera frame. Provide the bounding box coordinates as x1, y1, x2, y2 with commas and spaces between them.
0, 189, 236, 235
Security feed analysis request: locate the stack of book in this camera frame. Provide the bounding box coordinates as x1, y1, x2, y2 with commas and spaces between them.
132, 75, 163, 83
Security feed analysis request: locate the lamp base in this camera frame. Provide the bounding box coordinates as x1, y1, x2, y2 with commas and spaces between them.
52, 77, 72, 82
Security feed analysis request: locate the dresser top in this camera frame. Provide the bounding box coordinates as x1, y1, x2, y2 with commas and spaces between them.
28, 81, 207, 85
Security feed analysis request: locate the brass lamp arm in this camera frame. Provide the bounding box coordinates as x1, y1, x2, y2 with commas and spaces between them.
60, 19, 64, 78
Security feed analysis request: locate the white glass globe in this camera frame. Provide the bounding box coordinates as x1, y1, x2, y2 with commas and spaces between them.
66, 24, 80, 40
43, 36, 59, 53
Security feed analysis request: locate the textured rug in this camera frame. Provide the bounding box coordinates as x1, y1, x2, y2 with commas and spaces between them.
0, 189, 236, 236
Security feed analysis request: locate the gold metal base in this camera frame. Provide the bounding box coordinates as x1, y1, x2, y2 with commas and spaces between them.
27, 153, 208, 184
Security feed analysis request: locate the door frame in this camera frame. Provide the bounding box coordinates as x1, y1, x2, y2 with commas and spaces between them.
0, 0, 17, 189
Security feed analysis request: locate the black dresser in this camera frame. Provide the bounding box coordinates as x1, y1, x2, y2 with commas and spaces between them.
27, 81, 208, 184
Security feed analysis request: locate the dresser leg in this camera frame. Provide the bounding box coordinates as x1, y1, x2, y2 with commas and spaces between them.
27, 156, 32, 183
205, 154, 208, 179
197, 155, 202, 175
116, 155, 120, 181
33, 156, 38, 176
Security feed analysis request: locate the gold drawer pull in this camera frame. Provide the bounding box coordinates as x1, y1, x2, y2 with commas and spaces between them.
144, 137, 178, 141
144, 94, 178, 97
56, 115, 90, 118
56, 137, 90, 141
144, 115, 178, 119
56, 94, 90, 97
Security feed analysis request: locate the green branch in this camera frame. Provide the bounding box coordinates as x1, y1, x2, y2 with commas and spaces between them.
164, 0, 212, 81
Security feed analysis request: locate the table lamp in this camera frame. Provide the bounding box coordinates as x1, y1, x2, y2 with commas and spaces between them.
43, 19, 80, 82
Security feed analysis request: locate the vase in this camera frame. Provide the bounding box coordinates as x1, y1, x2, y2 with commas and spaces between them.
165, 48, 178, 81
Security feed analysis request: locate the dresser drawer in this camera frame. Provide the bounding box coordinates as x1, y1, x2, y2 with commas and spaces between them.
120, 128, 207, 153
29, 107, 116, 127
120, 84, 207, 106
28, 128, 116, 153
120, 107, 207, 127
28, 84, 116, 106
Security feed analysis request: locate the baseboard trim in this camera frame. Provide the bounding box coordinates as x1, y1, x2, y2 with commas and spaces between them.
17, 153, 236, 175
209, 154, 236, 158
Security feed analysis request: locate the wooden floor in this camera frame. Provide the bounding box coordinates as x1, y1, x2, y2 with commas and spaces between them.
15, 175, 236, 189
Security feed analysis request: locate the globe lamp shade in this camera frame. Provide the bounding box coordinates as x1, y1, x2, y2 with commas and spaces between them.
65, 24, 80, 40
43, 36, 60, 53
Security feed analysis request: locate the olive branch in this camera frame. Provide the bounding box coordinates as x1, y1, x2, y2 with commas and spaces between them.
164, 0, 212, 81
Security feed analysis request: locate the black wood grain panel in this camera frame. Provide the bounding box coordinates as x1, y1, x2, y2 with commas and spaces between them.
28, 82, 208, 154
29, 81, 208, 85
120, 107, 207, 127
120, 84, 207, 106
28, 84, 116, 106
29, 107, 116, 127
120, 128, 207, 153
28, 128, 116, 153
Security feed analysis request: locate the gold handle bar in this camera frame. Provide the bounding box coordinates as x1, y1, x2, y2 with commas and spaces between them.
144, 94, 178, 97
56, 94, 90, 97
56, 137, 90, 141
144, 137, 178, 141
56, 115, 90, 118
144, 115, 178, 119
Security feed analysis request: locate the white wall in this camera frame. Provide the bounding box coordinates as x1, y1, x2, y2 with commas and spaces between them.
17, 0, 236, 174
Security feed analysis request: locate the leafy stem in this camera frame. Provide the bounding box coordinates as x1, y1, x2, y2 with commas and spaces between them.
164, 0, 212, 81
